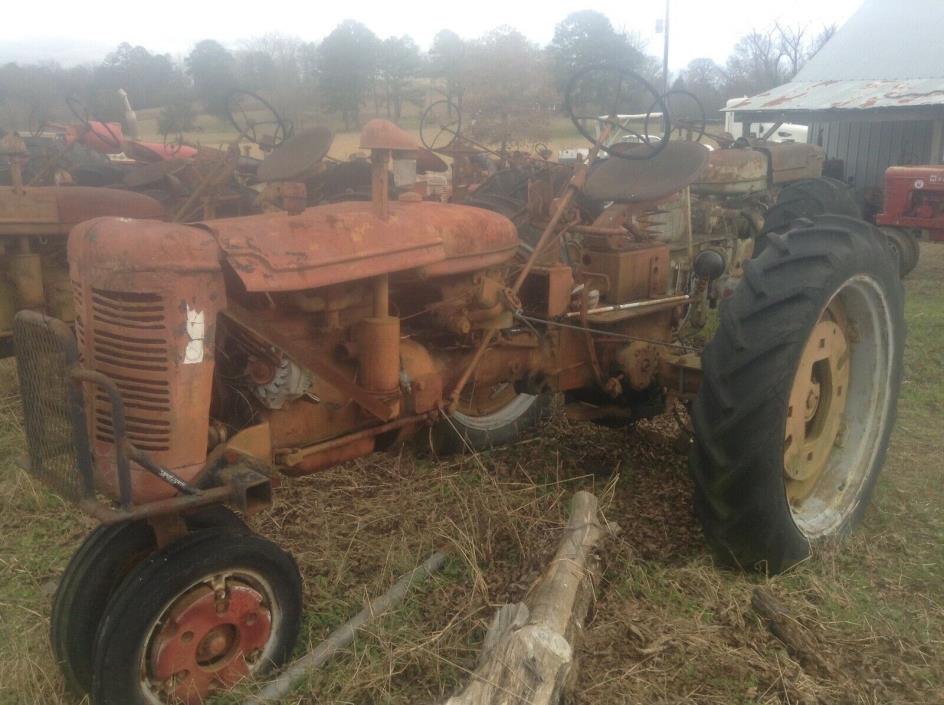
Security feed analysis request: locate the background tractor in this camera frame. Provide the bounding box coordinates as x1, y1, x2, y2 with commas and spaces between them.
874, 164, 944, 276
12, 66, 905, 705
0, 92, 448, 359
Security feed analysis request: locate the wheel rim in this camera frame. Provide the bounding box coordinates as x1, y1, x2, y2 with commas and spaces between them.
141, 570, 280, 704
452, 382, 537, 430
784, 275, 895, 538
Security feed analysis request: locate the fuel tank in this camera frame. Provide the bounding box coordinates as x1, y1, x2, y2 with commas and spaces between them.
200, 200, 520, 292
691, 149, 769, 195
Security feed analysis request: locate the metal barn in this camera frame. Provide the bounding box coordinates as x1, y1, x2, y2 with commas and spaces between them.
726, 0, 944, 200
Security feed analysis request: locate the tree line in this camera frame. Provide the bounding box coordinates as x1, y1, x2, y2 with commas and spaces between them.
0, 11, 835, 142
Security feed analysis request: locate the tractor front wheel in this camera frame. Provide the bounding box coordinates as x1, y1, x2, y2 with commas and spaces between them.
691, 215, 904, 572
50, 505, 247, 697
91, 527, 302, 705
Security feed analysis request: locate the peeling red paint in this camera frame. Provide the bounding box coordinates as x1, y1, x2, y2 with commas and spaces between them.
730, 79, 944, 113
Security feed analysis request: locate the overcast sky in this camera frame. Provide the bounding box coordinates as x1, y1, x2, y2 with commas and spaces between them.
1, 0, 862, 70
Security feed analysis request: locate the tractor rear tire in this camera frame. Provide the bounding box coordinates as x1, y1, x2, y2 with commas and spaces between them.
756, 177, 861, 256
50, 506, 247, 697
881, 227, 920, 277
691, 215, 904, 573
431, 391, 550, 455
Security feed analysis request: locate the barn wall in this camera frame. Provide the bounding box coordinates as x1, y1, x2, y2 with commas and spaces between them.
808, 119, 933, 196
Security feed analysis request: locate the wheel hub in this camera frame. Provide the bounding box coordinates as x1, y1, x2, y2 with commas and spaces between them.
456, 381, 518, 417
784, 310, 850, 501
804, 381, 821, 421
149, 577, 272, 704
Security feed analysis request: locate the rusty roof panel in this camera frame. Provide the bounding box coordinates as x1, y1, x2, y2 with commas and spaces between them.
726, 79, 944, 115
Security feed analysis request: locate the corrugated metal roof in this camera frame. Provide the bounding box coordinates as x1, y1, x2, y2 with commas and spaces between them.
727, 79, 944, 114
728, 0, 944, 115
795, 0, 944, 82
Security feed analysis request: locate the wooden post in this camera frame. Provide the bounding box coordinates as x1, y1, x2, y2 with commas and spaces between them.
443, 491, 616, 705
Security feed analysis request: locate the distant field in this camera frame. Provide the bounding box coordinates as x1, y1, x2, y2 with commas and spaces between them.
133, 104, 605, 161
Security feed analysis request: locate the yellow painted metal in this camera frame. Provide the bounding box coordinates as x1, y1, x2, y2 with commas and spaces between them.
784, 303, 851, 505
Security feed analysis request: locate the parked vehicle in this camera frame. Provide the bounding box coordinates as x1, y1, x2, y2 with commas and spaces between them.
13, 68, 905, 704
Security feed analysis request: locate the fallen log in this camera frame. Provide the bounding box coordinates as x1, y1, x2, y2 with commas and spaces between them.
444, 490, 615, 705
245, 550, 448, 704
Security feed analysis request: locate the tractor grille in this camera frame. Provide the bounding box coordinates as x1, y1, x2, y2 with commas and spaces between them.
72, 280, 85, 353
85, 288, 172, 452
13, 313, 92, 501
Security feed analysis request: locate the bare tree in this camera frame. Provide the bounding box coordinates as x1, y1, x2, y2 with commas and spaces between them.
808, 24, 837, 60
776, 23, 808, 79
463, 28, 555, 149
676, 58, 726, 114
725, 28, 787, 96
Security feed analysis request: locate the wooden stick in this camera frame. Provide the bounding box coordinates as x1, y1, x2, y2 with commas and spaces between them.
444, 491, 615, 705
245, 551, 449, 704
751, 587, 835, 677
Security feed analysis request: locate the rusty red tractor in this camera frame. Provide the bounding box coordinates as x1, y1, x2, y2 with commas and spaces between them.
13, 67, 905, 705
874, 164, 944, 276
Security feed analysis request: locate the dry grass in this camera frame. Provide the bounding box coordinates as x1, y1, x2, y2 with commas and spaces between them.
1, 247, 942, 705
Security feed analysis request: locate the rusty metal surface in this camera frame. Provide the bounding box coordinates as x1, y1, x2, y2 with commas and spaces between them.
122, 158, 188, 189
0, 186, 164, 235
579, 241, 670, 304
256, 127, 333, 182
68, 121, 125, 153
413, 204, 519, 276
283, 437, 376, 476
205, 201, 517, 291
416, 148, 449, 173
224, 303, 396, 421
359, 119, 420, 151
754, 143, 825, 184
582, 141, 710, 204
727, 79, 944, 116
69, 217, 226, 504
692, 149, 769, 195
125, 140, 199, 163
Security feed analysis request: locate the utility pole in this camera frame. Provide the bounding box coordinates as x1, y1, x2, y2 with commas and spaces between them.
662, 0, 671, 93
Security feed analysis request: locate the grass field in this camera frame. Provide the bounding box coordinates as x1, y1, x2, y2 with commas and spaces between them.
0, 244, 941, 705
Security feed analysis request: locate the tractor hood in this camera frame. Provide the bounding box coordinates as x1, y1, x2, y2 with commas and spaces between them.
198, 200, 520, 292
0, 186, 164, 236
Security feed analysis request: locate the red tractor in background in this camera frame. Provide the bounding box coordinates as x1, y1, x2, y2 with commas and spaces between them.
876, 164, 944, 276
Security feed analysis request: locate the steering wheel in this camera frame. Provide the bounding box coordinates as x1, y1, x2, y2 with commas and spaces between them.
646, 89, 707, 143
564, 65, 669, 160
532, 142, 552, 160
224, 90, 290, 149
420, 99, 462, 152
66, 95, 123, 152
